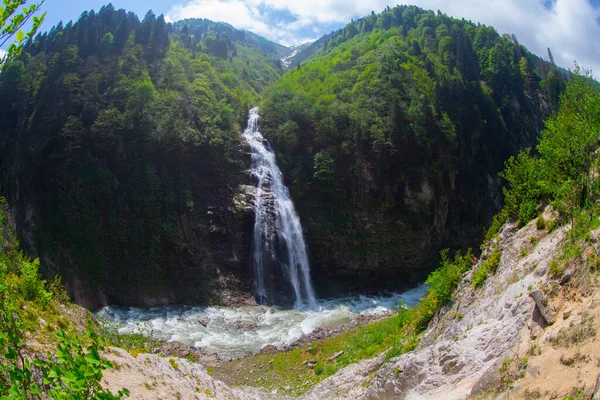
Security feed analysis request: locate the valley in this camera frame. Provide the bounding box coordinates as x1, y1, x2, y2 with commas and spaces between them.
0, 2, 597, 399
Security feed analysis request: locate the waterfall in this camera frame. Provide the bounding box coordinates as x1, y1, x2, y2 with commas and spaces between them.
243, 107, 317, 309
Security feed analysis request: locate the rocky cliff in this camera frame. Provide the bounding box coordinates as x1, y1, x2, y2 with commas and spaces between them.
98, 208, 600, 399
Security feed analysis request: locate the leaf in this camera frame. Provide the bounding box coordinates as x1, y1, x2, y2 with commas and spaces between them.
16, 29, 24, 42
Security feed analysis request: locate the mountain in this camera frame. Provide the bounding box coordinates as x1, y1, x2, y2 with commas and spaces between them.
281, 42, 313, 68
0, 4, 568, 307
259, 4, 567, 289
0, 4, 284, 308
171, 18, 290, 60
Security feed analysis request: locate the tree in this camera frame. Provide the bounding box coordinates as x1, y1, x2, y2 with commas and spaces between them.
0, 0, 46, 67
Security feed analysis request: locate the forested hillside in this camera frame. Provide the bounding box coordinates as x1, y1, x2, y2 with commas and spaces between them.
260, 5, 567, 287
0, 4, 285, 307
0, 3, 570, 306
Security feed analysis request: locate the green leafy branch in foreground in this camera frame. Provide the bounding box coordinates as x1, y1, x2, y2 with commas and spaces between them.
0, 200, 128, 399
0, 0, 47, 67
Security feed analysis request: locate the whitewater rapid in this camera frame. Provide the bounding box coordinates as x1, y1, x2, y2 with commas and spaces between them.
96, 286, 426, 359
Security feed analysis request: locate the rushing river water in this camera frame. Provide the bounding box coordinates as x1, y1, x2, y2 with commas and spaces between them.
96, 286, 426, 359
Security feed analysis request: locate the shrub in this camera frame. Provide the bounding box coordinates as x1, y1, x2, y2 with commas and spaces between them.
47, 275, 71, 304
426, 249, 473, 304
472, 246, 501, 287
472, 264, 488, 288
536, 215, 546, 230
18, 258, 52, 306
549, 259, 564, 277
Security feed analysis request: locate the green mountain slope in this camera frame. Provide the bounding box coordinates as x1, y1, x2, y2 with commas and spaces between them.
0, 5, 284, 307
259, 5, 567, 288
171, 18, 290, 60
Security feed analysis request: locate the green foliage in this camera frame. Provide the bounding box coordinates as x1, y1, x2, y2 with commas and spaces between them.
425, 249, 473, 304
0, 7, 284, 303
260, 5, 561, 284
536, 215, 546, 230
18, 258, 51, 306
472, 246, 501, 288
0, 203, 128, 399
313, 151, 335, 181
498, 67, 600, 232
0, 0, 46, 67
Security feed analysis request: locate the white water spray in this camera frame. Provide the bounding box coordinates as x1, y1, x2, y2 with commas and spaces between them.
96, 286, 427, 359
243, 107, 317, 309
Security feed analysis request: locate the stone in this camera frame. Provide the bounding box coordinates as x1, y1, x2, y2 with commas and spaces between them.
529, 290, 556, 325
560, 271, 572, 285
590, 228, 600, 243
563, 310, 572, 320
530, 324, 542, 340
260, 344, 278, 354
328, 351, 345, 362
592, 373, 600, 399
471, 358, 503, 396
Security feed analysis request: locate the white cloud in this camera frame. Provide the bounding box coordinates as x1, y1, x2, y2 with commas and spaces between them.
0, 49, 6, 61
166, 0, 600, 73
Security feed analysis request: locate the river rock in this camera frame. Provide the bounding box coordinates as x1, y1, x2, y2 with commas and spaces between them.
260, 344, 279, 354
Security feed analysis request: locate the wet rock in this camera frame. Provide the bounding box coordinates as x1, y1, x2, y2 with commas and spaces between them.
260, 344, 278, 354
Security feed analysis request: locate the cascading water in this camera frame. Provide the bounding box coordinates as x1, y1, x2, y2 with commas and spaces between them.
243, 107, 317, 309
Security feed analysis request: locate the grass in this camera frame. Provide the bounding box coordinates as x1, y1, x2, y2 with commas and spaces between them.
472, 246, 501, 288
213, 309, 421, 396
99, 322, 161, 357
214, 249, 474, 396
551, 313, 596, 347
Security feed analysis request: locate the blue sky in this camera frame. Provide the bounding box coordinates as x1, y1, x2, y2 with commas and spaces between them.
3, 0, 600, 73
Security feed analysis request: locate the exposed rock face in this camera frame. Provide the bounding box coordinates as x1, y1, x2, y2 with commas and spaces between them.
363, 220, 566, 399
299, 213, 568, 400
102, 348, 284, 400
10, 146, 258, 309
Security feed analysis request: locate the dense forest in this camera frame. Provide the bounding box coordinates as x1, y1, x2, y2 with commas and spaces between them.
259, 5, 567, 287
0, 4, 568, 306
0, 4, 284, 307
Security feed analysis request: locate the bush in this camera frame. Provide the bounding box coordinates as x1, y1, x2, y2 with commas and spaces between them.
19, 258, 52, 306
495, 69, 600, 235
472, 246, 501, 287
426, 249, 473, 304
486, 246, 502, 274
536, 215, 546, 230
472, 264, 489, 288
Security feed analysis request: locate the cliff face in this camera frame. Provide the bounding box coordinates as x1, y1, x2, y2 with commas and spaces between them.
300, 208, 600, 400
259, 5, 562, 290
8, 143, 257, 309
0, 7, 286, 308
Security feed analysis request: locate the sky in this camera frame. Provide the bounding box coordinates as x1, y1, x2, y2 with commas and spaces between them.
7, 0, 600, 73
